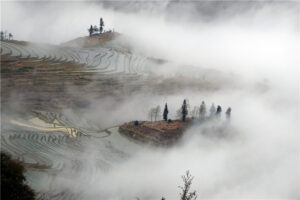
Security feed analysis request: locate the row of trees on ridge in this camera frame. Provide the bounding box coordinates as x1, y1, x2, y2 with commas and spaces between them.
0, 31, 13, 41
88, 17, 105, 36
149, 99, 231, 122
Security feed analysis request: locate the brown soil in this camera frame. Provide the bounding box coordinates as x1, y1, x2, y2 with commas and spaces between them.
119, 119, 192, 146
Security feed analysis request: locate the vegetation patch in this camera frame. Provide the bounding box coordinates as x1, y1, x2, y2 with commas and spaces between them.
1, 152, 35, 200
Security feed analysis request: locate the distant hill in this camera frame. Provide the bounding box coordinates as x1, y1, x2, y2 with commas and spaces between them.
61, 32, 168, 65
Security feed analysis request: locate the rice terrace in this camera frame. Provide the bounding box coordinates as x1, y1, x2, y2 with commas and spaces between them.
1, 1, 299, 200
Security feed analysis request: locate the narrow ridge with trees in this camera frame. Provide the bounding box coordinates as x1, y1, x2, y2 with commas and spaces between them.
119, 99, 232, 145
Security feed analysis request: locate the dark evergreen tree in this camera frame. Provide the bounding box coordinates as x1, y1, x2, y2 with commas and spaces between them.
8, 33, 13, 40
88, 25, 93, 36
100, 18, 104, 27
100, 17, 104, 33
181, 99, 188, 121
0, 31, 4, 41
163, 103, 169, 121
215, 105, 222, 119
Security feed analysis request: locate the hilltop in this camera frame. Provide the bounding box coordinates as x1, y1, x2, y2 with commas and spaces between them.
61, 31, 123, 48
119, 119, 192, 146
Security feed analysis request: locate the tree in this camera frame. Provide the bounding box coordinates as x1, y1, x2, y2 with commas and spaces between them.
225, 107, 231, 121
8, 33, 13, 40
100, 17, 104, 33
181, 99, 188, 121
215, 105, 222, 119
163, 103, 169, 121
88, 25, 93, 36
199, 101, 206, 119
1, 31, 4, 40
179, 170, 197, 200
209, 103, 216, 117
100, 17, 104, 27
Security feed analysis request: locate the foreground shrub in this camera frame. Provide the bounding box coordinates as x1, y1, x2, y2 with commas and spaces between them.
1, 152, 35, 200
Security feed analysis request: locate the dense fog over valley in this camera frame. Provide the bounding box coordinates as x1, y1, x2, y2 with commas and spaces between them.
1, 1, 299, 200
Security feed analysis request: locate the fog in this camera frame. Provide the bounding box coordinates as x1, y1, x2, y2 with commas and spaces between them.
52, 88, 298, 199
1, 1, 299, 199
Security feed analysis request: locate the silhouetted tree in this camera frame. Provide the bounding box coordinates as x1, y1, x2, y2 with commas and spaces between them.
100, 17, 104, 27
100, 17, 104, 33
1, 31, 4, 40
8, 33, 13, 40
209, 103, 216, 117
215, 105, 222, 119
226, 107, 231, 121
179, 170, 197, 200
163, 103, 169, 121
181, 99, 188, 121
1, 152, 35, 200
199, 101, 206, 119
88, 25, 93, 36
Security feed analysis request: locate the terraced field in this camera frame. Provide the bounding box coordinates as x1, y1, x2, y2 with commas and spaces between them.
1, 40, 153, 199
0, 39, 159, 110
1, 39, 229, 199
1, 111, 144, 200
1, 41, 149, 75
